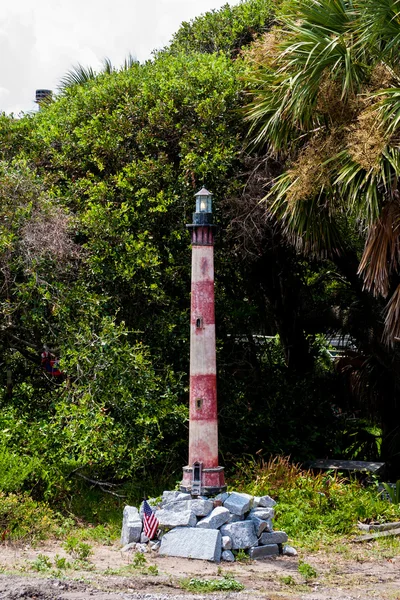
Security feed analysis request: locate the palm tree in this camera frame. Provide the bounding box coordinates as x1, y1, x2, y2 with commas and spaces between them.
244, 0, 400, 470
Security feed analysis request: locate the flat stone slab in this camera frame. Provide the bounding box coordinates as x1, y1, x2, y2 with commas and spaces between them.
259, 531, 288, 545
307, 459, 385, 475
249, 544, 279, 559
160, 527, 221, 562
197, 506, 230, 529
223, 492, 253, 516
121, 506, 142, 545
157, 509, 197, 529
220, 521, 258, 549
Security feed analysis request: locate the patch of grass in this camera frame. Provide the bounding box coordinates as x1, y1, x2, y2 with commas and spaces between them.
298, 560, 318, 580
280, 575, 296, 585
181, 574, 244, 592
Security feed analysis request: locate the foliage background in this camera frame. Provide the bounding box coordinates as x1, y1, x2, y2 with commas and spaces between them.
0, 0, 397, 517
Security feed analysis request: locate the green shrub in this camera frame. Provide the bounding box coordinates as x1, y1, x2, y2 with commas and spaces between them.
232, 456, 400, 548
0, 445, 41, 493
63, 536, 93, 560
0, 492, 57, 542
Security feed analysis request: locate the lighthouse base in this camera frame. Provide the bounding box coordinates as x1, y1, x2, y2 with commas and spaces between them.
180, 465, 226, 496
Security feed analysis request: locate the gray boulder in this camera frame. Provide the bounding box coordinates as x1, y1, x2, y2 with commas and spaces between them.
162, 500, 191, 512
140, 532, 149, 544
264, 518, 273, 533
150, 541, 161, 551
197, 506, 230, 529
190, 498, 214, 517
249, 507, 275, 520
214, 492, 229, 504
283, 544, 297, 556
222, 550, 235, 562
121, 542, 136, 553
246, 515, 268, 537
249, 544, 279, 559
121, 506, 143, 545
259, 531, 288, 545
157, 508, 196, 529
160, 527, 221, 562
226, 512, 244, 523
221, 535, 232, 550
162, 491, 191, 505
258, 495, 276, 508
220, 521, 258, 550
223, 492, 253, 516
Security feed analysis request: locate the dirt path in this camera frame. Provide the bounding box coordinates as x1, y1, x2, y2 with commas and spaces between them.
0, 541, 399, 599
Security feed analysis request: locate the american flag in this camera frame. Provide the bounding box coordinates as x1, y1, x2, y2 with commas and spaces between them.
143, 499, 159, 540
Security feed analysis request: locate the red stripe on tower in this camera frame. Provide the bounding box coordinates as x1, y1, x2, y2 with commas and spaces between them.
180, 188, 226, 496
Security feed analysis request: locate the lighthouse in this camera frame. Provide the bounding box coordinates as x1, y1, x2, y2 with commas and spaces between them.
180, 188, 226, 496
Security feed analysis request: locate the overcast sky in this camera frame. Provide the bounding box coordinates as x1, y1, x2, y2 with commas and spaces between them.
1, 0, 238, 115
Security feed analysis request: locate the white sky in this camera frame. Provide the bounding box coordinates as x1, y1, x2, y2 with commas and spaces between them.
1, 0, 239, 115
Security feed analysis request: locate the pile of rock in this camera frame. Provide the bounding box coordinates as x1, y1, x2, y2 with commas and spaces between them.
121, 490, 296, 563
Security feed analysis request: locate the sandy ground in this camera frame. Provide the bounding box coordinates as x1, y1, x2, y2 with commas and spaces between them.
0, 540, 399, 600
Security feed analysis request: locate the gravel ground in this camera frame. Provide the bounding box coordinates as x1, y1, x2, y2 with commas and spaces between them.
0, 540, 399, 600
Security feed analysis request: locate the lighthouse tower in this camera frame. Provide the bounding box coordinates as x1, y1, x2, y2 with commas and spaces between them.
180, 188, 226, 496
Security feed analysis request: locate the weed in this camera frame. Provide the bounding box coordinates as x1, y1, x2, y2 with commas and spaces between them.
235, 548, 251, 563
181, 574, 244, 592
298, 560, 318, 580
280, 575, 296, 585
54, 555, 71, 570
147, 564, 159, 576
63, 536, 93, 560
31, 554, 52, 572
131, 551, 147, 568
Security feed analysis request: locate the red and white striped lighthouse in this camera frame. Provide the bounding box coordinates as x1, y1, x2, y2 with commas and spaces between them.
180, 188, 226, 496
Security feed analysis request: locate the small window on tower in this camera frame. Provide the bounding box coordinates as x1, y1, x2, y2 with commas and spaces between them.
196, 398, 203, 410
196, 317, 203, 329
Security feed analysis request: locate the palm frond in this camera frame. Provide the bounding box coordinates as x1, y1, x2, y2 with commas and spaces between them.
383, 283, 400, 343
358, 200, 400, 297
58, 63, 97, 90
122, 53, 139, 70
102, 57, 114, 75
245, 0, 368, 150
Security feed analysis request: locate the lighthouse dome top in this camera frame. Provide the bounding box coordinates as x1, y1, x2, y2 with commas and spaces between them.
195, 188, 213, 213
